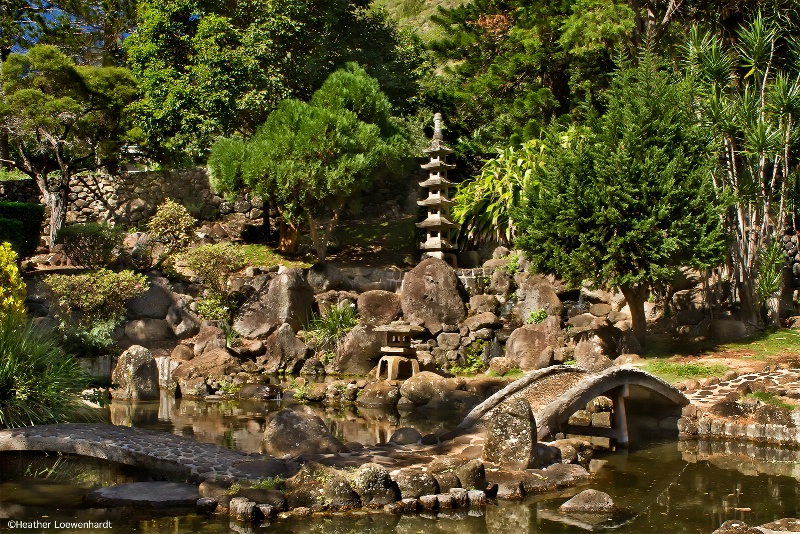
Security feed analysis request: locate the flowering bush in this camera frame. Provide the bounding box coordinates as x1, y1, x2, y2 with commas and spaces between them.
0, 242, 26, 322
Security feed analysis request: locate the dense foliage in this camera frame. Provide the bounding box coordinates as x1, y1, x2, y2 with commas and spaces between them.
0, 201, 45, 259
515, 52, 726, 346
125, 0, 426, 160
0, 313, 94, 428
0, 45, 138, 248
56, 222, 124, 269
209, 64, 409, 260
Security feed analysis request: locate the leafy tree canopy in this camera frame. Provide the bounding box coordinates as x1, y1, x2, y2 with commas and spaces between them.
515, 51, 726, 347
209, 63, 409, 261
0, 44, 138, 247
126, 0, 427, 162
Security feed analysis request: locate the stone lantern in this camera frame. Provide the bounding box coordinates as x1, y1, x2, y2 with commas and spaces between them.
417, 113, 458, 266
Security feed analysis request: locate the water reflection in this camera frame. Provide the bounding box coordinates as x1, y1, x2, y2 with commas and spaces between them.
106, 392, 458, 453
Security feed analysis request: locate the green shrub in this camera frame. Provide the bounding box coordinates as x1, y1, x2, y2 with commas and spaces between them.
526, 309, 548, 324
44, 269, 148, 354
208, 137, 247, 201
0, 168, 30, 182
0, 219, 26, 259
0, 314, 95, 428
146, 199, 197, 268
305, 302, 359, 359
177, 242, 247, 297
0, 201, 45, 258
56, 222, 124, 269
0, 243, 26, 322
451, 340, 488, 374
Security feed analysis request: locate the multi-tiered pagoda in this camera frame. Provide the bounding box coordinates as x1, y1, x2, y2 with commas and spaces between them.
417, 113, 458, 266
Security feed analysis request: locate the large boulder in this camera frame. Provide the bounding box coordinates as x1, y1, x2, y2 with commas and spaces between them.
257, 323, 309, 374
504, 317, 561, 370
514, 274, 564, 321
111, 345, 159, 400
356, 291, 402, 326
126, 274, 173, 320
710, 319, 747, 343
398, 371, 449, 406
165, 295, 201, 339
234, 268, 314, 338
306, 263, 347, 292
262, 409, 346, 456
350, 463, 398, 507
193, 325, 226, 357
573, 332, 614, 372
124, 319, 173, 345
483, 398, 538, 469
355, 381, 400, 407
400, 258, 466, 335
394, 468, 439, 499
332, 325, 383, 375
172, 348, 241, 382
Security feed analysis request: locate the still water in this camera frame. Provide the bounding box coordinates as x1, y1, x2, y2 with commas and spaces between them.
2, 396, 800, 533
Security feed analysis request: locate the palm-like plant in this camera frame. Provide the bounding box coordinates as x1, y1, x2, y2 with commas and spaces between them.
684, 13, 800, 324
0, 314, 95, 428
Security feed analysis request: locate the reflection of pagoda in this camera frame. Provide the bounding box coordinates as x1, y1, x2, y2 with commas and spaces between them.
417, 113, 458, 266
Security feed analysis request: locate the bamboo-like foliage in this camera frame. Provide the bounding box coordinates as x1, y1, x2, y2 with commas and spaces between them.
684, 13, 800, 323
451, 140, 545, 248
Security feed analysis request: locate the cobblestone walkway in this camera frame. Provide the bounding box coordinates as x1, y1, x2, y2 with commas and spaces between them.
683, 369, 800, 410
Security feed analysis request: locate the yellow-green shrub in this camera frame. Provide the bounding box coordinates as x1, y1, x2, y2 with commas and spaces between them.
0, 242, 26, 322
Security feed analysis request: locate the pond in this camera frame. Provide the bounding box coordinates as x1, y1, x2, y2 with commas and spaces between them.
2, 396, 800, 533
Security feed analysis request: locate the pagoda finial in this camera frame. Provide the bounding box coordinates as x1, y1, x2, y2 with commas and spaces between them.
433, 113, 443, 141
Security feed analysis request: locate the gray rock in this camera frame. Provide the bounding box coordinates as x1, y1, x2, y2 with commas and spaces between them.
390, 427, 422, 445
558, 489, 616, 513
172, 348, 241, 382
86, 482, 198, 507
394, 468, 439, 499
307, 263, 346, 292
229, 497, 259, 521
262, 409, 346, 456
463, 312, 501, 332
166, 295, 201, 339
170, 344, 194, 361
126, 274, 173, 319
483, 398, 538, 469
573, 333, 614, 372
323, 475, 362, 511
437, 332, 461, 351
355, 381, 400, 407
711, 520, 763, 534
399, 371, 449, 405
234, 268, 314, 338
193, 326, 226, 357
470, 295, 499, 315
333, 325, 383, 375
356, 290, 402, 326
710, 319, 747, 343
256, 323, 309, 374
110, 345, 159, 400
488, 356, 515, 376
237, 383, 282, 400
401, 258, 466, 335
351, 463, 398, 506
515, 274, 564, 321
124, 319, 173, 344
176, 376, 208, 397
504, 318, 560, 370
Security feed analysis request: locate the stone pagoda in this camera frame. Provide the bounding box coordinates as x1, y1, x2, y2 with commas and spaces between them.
417, 113, 458, 266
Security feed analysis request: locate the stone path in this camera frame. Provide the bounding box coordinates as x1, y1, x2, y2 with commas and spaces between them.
683, 369, 800, 410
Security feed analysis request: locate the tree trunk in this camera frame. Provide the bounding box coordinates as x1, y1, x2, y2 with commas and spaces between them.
278, 220, 299, 254
307, 214, 326, 262
737, 276, 760, 327
620, 284, 648, 350
46, 186, 68, 251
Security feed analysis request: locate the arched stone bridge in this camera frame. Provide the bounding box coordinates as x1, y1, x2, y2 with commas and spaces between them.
460, 365, 688, 446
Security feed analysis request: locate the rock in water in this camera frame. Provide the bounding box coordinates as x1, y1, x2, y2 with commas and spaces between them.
263, 409, 346, 456
558, 489, 616, 513
483, 398, 538, 469
110, 345, 159, 400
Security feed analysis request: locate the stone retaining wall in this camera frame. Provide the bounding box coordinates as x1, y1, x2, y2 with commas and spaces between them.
678, 410, 800, 446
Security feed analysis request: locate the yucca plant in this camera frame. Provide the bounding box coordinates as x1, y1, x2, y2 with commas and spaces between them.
0, 314, 95, 428
305, 302, 359, 361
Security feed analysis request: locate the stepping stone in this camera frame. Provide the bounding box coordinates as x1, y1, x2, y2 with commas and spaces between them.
85, 482, 199, 507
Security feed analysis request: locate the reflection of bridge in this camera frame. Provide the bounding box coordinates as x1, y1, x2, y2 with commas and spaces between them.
460, 366, 688, 446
